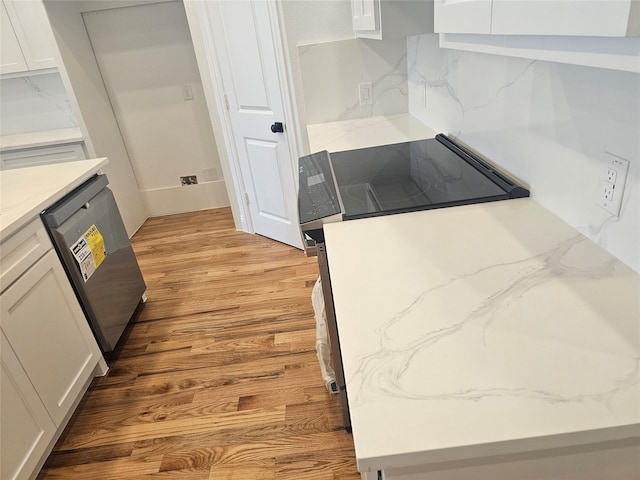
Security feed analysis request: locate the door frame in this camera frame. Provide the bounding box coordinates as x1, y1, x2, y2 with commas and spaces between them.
183, 0, 304, 238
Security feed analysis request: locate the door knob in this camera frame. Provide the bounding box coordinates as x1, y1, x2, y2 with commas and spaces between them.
270, 122, 284, 133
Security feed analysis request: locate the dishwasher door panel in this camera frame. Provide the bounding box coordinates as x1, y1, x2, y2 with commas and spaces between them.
47, 187, 146, 351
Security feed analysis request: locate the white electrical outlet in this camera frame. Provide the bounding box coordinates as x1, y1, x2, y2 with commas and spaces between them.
182, 84, 193, 101
595, 152, 630, 217
358, 82, 373, 106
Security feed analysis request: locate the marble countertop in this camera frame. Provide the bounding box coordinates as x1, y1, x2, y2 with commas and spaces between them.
0, 158, 108, 242
307, 114, 438, 153
0, 127, 84, 152
324, 198, 639, 473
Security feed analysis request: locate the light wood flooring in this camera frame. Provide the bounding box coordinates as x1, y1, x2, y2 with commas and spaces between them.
38, 208, 360, 479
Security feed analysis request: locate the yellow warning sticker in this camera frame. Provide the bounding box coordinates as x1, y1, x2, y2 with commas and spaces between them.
70, 224, 107, 282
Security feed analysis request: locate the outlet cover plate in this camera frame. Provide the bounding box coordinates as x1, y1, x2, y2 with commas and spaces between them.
595, 152, 629, 217
358, 82, 373, 106
180, 175, 198, 186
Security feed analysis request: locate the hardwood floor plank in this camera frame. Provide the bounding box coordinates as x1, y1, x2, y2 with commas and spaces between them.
37, 208, 359, 479
157, 432, 357, 473
43, 443, 135, 469
57, 407, 287, 451
38, 454, 164, 479
209, 461, 276, 480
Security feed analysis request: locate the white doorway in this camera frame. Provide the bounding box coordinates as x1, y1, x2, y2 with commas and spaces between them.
185, 0, 303, 249
83, 1, 229, 217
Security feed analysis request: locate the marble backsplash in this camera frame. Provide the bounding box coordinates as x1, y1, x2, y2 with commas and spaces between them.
0, 72, 77, 136
299, 37, 408, 124
408, 34, 639, 272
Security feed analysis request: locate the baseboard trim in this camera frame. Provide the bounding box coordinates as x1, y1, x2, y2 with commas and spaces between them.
142, 180, 229, 217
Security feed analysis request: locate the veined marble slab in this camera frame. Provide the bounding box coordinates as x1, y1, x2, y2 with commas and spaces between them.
324, 198, 639, 473
299, 38, 408, 124
0, 158, 108, 241
307, 114, 438, 153
0, 128, 83, 152
407, 33, 639, 273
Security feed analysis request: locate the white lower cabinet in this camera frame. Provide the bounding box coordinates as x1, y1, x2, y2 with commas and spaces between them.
1, 249, 102, 425
363, 440, 640, 480
1, 333, 56, 480
0, 223, 107, 480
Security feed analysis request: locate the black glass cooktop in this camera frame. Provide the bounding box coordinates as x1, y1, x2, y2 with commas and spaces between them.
298, 134, 529, 229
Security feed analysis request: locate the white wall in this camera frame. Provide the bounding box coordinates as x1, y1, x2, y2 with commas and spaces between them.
0, 72, 77, 135
44, 0, 148, 236
82, 1, 228, 217
279, 0, 355, 152
408, 34, 639, 272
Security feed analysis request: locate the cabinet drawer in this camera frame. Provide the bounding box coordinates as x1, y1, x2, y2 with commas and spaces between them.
0, 143, 86, 170
0, 218, 52, 292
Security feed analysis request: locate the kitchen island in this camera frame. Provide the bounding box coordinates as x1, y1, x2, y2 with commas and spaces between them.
1, 158, 109, 480
324, 198, 639, 479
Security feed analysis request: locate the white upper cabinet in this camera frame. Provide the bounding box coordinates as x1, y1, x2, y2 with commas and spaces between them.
0, 2, 27, 74
435, 0, 640, 37
352, 0, 377, 32
491, 0, 640, 36
1, 0, 56, 74
434, 0, 492, 34
352, 0, 434, 40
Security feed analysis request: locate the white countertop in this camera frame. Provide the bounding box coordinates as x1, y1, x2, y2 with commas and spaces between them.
307, 114, 438, 153
0, 128, 84, 152
324, 199, 640, 473
0, 158, 108, 241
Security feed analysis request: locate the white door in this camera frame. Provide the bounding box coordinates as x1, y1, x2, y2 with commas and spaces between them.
204, 0, 302, 249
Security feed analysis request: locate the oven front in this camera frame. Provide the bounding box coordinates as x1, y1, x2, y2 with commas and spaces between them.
316, 241, 352, 432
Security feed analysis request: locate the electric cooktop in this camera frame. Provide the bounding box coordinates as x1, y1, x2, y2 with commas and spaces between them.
298, 134, 529, 242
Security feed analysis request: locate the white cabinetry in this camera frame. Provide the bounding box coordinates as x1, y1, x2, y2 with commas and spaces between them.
351, 0, 434, 40
1, 142, 87, 170
1, 333, 57, 480
1, 2, 27, 73
0, 218, 106, 480
435, 0, 640, 37
434, 0, 491, 34
0, 0, 56, 74
491, 0, 640, 36
1, 249, 102, 425
435, 0, 640, 72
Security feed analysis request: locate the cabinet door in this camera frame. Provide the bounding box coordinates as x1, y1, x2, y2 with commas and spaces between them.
491, 0, 638, 36
0, 2, 27, 74
434, 0, 492, 34
3, 0, 56, 70
0, 250, 102, 426
1, 333, 56, 480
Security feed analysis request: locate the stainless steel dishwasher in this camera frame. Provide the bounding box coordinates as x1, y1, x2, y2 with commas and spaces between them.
41, 174, 146, 352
